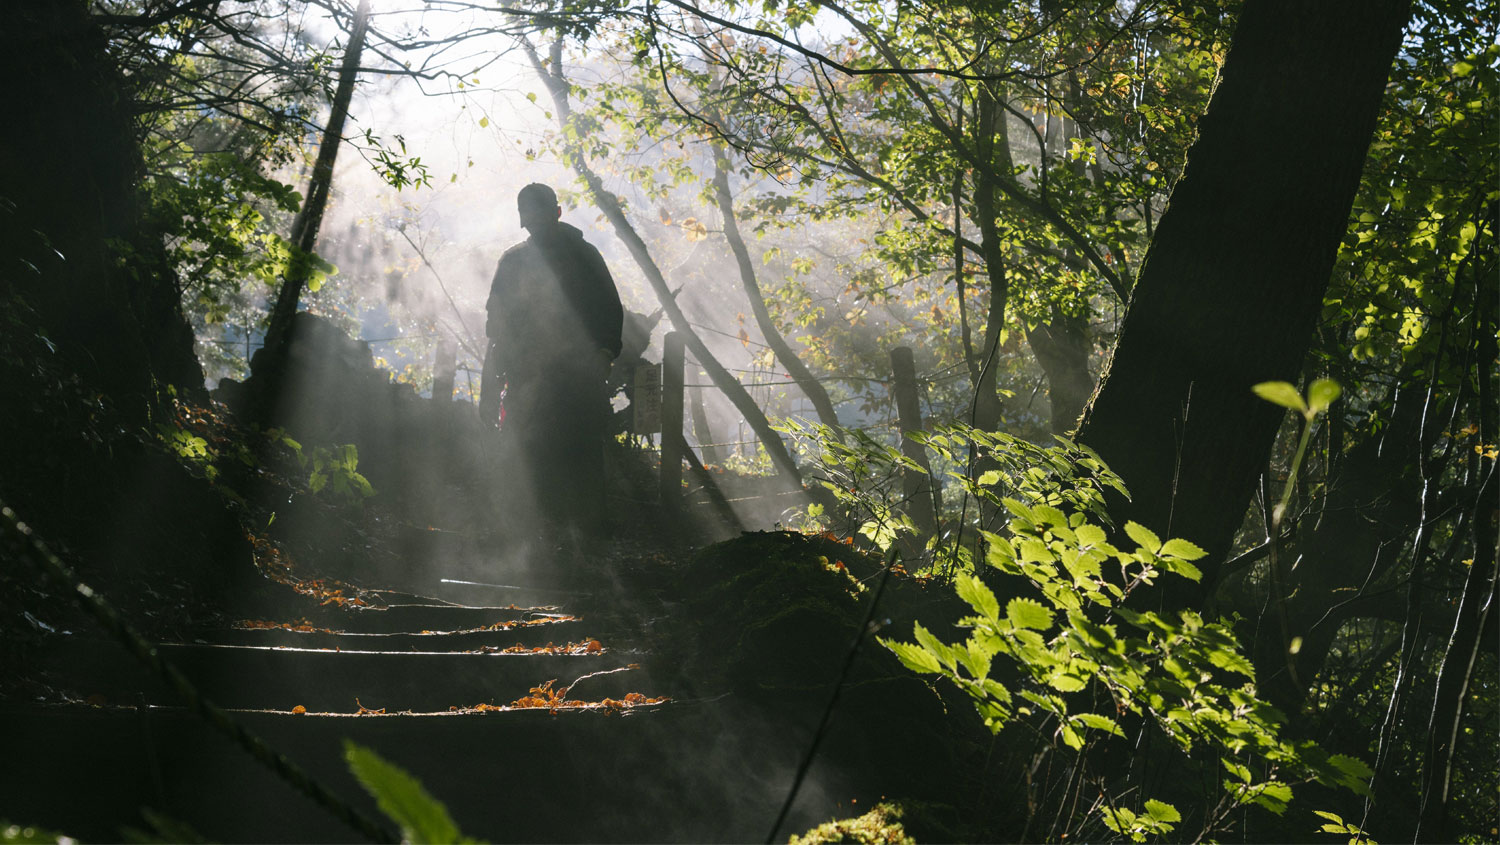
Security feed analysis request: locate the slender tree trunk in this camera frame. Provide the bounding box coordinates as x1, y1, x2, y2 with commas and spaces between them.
709, 144, 840, 429
1024, 74, 1099, 436
1418, 282, 1499, 840
524, 38, 806, 490
969, 86, 1009, 432
953, 167, 979, 389
1075, 0, 1411, 610
1249, 372, 1428, 708
689, 385, 722, 466
262, 0, 370, 358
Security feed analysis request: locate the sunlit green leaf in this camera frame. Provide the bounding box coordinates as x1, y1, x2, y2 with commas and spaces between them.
1124, 521, 1162, 554
883, 638, 942, 674
1306, 378, 1342, 414
957, 573, 1000, 621
1252, 381, 1307, 413
1143, 799, 1181, 824
1074, 712, 1125, 737
1160, 537, 1207, 561
1007, 597, 1054, 630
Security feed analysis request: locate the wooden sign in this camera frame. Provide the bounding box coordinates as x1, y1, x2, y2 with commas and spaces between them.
633, 363, 662, 434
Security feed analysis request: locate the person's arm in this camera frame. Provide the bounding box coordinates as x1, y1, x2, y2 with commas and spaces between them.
583, 245, 624, 362
477, 257, 510, 427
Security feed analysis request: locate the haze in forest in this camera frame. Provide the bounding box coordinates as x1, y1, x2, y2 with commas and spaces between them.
1, 1, 1494, 843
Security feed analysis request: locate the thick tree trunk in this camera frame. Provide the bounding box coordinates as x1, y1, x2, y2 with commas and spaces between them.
1, 0, 204, 416
1075, 0, 1411, 610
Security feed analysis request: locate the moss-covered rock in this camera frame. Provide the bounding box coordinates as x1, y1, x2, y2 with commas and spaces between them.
790, 802, 915, 845
672, 530, 880, 693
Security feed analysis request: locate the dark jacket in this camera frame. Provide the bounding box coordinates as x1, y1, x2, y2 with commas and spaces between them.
485, 222, 623, 379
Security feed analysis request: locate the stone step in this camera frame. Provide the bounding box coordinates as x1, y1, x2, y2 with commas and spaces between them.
209, 614, 587, 651
287, 603, 566, 635
41, 637, 656, 713
0, 697, 842, 844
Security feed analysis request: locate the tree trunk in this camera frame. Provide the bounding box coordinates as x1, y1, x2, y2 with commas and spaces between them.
1, 0, 205, 417
1418, 286, 1499, 840
524, 38, 807, 491
262, 0, 370, 359
1025, 309, 1094, 435
1075, 0, 1411, 610
969, 86, 1009, 432
710, 144, 841, 429
689, 385, 722, 467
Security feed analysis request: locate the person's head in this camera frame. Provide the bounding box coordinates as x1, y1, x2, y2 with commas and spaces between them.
517, 183, 561, 235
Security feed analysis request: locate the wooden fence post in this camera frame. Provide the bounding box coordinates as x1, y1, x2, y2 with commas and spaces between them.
431, 337, 456, 404
890, 346, 936, 542
661, 331, 685, 506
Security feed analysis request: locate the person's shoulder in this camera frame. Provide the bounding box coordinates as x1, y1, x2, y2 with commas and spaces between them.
499, 239, 533, 261
494, 239, 535, 275
558, 223, 605, 259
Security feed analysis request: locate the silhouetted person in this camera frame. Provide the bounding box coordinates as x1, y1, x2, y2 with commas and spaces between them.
480, 183, 623, 540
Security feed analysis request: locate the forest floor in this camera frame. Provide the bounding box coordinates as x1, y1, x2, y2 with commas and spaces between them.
1, 405, 974, 843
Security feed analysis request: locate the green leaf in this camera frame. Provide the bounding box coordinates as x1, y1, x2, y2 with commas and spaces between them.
913, 623, 957, 670
1223, 758, 1253, 783
1074, 712, 1125, 737
1124, 521, 1162, 554
1252, 381, 1307, 413
344, 740, 471, 844
1206, 646, 1255, 678
1033, 504, 1067, 527
1099, 807, 1139, 839
1062, 723, 1086, 750
1252, 781, 1293, 815
1047, 673, 1087, 692
1019, 538, 1053, 564
1143, 799, 1181, 824
1075, 524, 1107, 547
883, 638, 942, 674
1329, 754, 1373, 781
1006, 597, 1054, 630
1002, 498, 1036, 522
1162, 557, 1204, 581
1306, 378, 1342, 414
957, 573, 1001, 621
1060, 722, 1084, 749
1160, 537, 1207, 561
